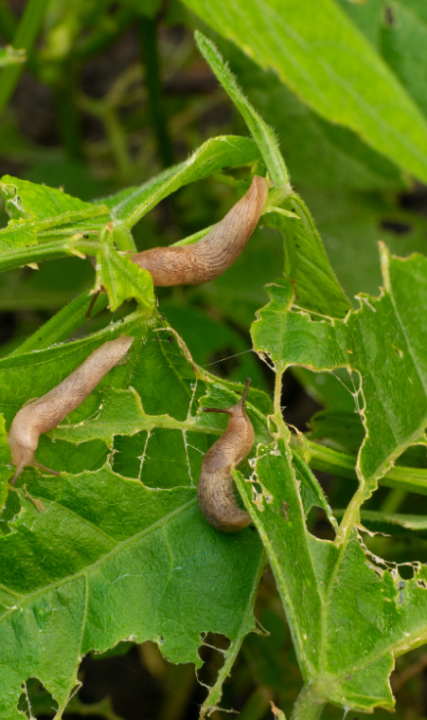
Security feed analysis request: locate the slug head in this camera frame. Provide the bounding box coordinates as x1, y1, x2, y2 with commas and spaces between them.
203, 378, 251, 418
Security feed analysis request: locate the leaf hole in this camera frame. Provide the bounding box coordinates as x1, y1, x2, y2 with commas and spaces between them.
197, 632, 231, 688
306, 506, 336, 541
18, 678, 56, 719
380, 219, 412, 236
398, 565, 415, 580
383, 3, 396, 27
207, 345, 241, 377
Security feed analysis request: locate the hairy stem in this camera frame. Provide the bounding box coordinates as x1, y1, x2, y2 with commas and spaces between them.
12, 290, 108, 356
291, 685, 324, 720
0, 238, 99, 273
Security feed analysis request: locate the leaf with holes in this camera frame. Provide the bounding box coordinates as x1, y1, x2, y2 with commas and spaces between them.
233, 436, 427, 713
0, 312, 268, 718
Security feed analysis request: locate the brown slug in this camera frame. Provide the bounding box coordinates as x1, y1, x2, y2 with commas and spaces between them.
131, 175, 268, 286
197, 378, 254, 532
8, 335, 134, 483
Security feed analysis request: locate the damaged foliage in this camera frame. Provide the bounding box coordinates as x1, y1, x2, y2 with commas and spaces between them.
1, 12, 427, 720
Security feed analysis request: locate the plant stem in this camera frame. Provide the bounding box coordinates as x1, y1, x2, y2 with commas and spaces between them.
54, 68, 83, 160
0, 238, 99, 273
0, 0, 17, 43
274, 366, 284, 419
75, 7, 133, 61
104, 107, 132, 182
11, 290, 108, 356
381, 487, 407, 513
0, 0, 49, 116
291, 435, 427, 496
139, 15, 174, 169
291, 685, 324, 720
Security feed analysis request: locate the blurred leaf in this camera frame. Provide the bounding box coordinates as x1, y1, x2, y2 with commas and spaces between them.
161, 303, 268, 389
292, 366, 356, 413
343, 509, 427, 537
334, 0, 384, 47
307, 410, 364, 454
381, 0, 427, 119
200, 31, 404, 191
182, 0, 427, 183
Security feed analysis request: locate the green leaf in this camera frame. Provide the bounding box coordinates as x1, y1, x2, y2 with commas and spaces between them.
307, 410, 364, 455
0, 313, 269, 716
0, 47, 25, 67
0, 175, 95, 221
341, 509, 427, 537
265, 195, 351, 318
234, 439, 427, 712
100, 135, 263, 227
0, 226, 36, 253
0, 414, 11, 513
95, 233, 155, 312
207, 32, 404, 191
0, 469, 264, 719
11, 290, 109, 356
251, 250, 427, 489
195, 32, 289, 187
182, 0, 427, 183
381, 0, 427, 119
334, 0, 384, 47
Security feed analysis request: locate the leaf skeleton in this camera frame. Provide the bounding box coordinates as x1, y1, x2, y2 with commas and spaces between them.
8, 176, 267, 529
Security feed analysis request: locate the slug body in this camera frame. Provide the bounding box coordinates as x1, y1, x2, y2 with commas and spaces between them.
198, 379, 254, 532
8, 335, 134, 483
131, 176, 268, 286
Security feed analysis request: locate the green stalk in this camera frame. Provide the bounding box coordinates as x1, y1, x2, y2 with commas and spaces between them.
11, 290, 108, 356
171, 225, 213, 247
54, 68, 83, 160
104, 107, 133, 181
0, 238, 99, 273
291, 685, 324, 720
139, 15, 174, 169
0, 0, 49, 116
291, 436, 427, 496
75, 7, 133, 60
0, 0, 17, 43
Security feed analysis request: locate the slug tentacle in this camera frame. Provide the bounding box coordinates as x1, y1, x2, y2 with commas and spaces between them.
197, 378, 254, 533
8, 334, 134, 483
131, 176, 268, 286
